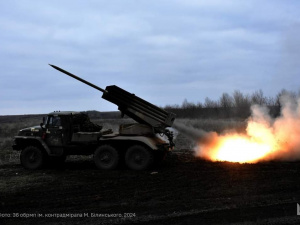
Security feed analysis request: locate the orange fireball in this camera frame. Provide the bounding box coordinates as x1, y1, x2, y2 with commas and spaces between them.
210, 135, 273, 163
195, 95, 300, 163
196, 115, 282, 163
197, 119, 280, 163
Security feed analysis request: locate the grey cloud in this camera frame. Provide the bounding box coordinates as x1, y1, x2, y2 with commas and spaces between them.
1, 0, 300, 114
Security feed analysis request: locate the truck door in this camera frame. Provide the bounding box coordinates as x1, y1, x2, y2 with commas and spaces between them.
45, 115, 63, 147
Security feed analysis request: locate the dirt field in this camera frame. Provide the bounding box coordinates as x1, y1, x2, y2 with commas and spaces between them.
1, 116, 300, 224
1, 150, 300, 225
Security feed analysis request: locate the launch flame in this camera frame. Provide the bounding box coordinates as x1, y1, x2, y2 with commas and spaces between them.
198, 94, 300, 163
175, 93, 300, 163
205, 135, 273, 163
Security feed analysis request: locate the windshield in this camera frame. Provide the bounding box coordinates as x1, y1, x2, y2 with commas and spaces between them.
48, 116, 61, 127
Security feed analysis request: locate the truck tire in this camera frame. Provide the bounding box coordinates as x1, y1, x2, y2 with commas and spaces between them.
20, 146, 45, 170
125, 145, 153, 170
94, 145, 119, 170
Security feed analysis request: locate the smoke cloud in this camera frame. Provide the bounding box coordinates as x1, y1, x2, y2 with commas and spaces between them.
174, 93, 300, 162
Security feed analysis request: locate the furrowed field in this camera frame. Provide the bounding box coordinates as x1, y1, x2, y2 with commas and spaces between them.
0, 115, 300, 225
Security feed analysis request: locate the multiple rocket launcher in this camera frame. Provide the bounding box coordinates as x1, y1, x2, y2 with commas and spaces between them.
49, 65, 176, 134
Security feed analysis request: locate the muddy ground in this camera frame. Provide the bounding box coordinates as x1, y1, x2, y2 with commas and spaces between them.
1, 150, 300, 225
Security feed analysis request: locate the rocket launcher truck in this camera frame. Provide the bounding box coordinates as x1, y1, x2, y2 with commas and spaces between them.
12, 65, 176, 170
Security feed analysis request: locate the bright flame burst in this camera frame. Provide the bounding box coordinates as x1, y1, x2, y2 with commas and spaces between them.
210, 135, 273, 163
195, 95, 300, 163
197, 118, 282, 163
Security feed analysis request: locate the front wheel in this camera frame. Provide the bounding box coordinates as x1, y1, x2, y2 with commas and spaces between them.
20, 146, 45, 170
125, 145, 153, 170
94, 145, 119, 170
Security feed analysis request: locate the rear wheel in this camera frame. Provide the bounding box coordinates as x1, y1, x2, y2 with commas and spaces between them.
20, 146, 45, 170
94, 145, 119, 170
125, 145, 153, 170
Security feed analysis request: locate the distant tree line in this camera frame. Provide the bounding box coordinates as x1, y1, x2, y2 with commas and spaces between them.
164, 89, 299, 119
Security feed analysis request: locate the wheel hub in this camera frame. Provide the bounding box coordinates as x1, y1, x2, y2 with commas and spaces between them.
100, 153, 112, 164
29, 152, 37, 163
133, 152, 145, 164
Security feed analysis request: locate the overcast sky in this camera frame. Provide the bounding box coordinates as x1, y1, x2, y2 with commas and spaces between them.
1, 0, 300, 115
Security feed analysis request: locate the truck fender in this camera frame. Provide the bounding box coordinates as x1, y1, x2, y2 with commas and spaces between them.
14, 136, 52, 155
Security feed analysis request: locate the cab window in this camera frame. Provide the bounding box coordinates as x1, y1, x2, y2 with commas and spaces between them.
48, 116, 61, 127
